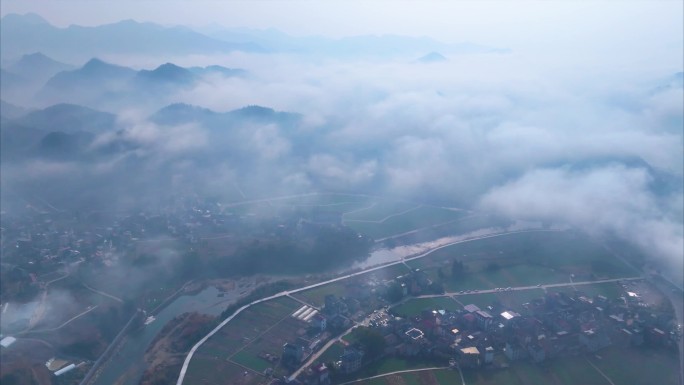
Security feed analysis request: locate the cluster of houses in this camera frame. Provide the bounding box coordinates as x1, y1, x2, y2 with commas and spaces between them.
391, 286, 676, 370
0, 195, 342, 292
283, 277, 680, 385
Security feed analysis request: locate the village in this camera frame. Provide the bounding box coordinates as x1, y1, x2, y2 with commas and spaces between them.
267, 265, 681, 385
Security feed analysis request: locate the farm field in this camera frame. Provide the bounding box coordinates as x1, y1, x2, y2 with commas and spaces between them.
352, 368, 459, 385
547, 281, 625, 299
407, 231, 637, 277
463, 357, 610, 385
391, 297, 461, 317
194, 296, 301, 360
459, 347, 680, 385
406, 231, 639, 295
342, 201, 419, 221
453, 289, 546, 310
339, 357, 439, 382
441, 264, 570, 292
590, 347, 680, 385
229, 317, 306, 376
183, 356, 269, 385
272, 193, 374, 206
341, 346, 680, 385
344, 205, 468, 240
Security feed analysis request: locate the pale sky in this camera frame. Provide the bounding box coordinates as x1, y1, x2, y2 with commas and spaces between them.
1, 1, 682, 72
1, 1, 682, 47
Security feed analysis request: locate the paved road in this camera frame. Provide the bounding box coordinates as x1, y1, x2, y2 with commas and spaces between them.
288, 323, 357, 381
413, 276, 643, 299
175, 228, 557, 385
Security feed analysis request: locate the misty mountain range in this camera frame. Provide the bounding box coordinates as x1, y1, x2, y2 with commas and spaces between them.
2, 54, 247, 109
0, 13, 263, 62
0, 12, 681, 283
1, 13, 503, 63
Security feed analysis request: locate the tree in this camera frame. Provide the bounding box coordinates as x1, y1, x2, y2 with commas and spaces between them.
451, 259, 465, 278
485, 262, 500, 272
385, 282, 404, 303
355, 327, 386, 360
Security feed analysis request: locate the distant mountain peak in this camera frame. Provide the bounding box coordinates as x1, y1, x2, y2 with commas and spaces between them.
20, 52, 51, 60
189, 65, 248, 78
7, 52, 73, 77
82, 58, 109, 69
417, 52, 448, 63
136, 62, 195, 85
153, 62, 189, 74
236, 105, 275, 114
1, 13, 50, 26
11, 51, 71, 67
78, 58, 133, 74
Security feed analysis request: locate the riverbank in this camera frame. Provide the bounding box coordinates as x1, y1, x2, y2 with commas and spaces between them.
138, 312, 215, 385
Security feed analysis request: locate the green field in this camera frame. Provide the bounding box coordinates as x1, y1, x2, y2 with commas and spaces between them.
274, 193, 374, 206
358, 357, 437, 377
349, 367, 458, 385
294, 281, 351, 307
316, 341, 346, 364
406, 231, 638, 297
454, 289, 545, 310
442, 264, 569, 292
408, 231, 637, 277
184, 356, 268, 385
232, 350, 272, 373
547, 281, 625, 299
591, 347, 680, 385
195, 296, 301, 359
345, 206, 467, 239
343, 201, 419, 221
464, 358, 609, 385
229, 317, 305, 376
392, 297, 461, 317
458, 347, 680, 385
350, 350, 680, 385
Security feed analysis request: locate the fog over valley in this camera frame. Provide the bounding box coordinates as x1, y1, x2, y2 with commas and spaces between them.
2, 12, 681, 282
0, 3, 682, 385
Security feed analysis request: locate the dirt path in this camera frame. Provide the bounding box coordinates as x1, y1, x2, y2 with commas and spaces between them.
337, 367, 450, 384
343, 205, 422, 224
81, 282, 124, 303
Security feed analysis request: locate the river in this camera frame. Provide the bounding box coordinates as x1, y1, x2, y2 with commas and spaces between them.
91, 285, 238, 385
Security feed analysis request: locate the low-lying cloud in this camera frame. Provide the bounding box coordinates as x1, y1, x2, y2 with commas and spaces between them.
2, 49, 682, 283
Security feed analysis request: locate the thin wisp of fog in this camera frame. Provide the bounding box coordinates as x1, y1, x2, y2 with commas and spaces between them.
0, 2, 682, 385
